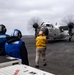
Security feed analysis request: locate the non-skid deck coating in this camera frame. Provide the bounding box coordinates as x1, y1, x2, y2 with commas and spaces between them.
22, 35, 74, 75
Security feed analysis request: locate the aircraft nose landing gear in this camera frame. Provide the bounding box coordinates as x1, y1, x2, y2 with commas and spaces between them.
69, 34, 72, 42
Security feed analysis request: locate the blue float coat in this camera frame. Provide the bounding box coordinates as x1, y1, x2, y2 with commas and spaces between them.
0, 33, 10, 55
5, 36, 29, 65
5, 40, 23, 59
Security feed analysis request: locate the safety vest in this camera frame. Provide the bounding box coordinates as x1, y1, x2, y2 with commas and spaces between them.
36, 36, 47, 48
5, 40, 23, 59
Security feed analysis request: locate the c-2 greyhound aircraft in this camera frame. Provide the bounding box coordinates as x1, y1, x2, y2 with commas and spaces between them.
33, 22, 74, 42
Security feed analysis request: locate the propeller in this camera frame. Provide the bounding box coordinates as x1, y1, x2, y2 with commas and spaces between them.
61, 15, 74, 42
61, 15, 74, 26
61, 15, 74, 30
27, 17, 43, 35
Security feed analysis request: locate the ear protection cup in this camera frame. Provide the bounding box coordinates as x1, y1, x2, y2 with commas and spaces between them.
13, 29, 22, 38
2, 25, 7, 33
18, 31, 22, 38
0, 24, 7, 33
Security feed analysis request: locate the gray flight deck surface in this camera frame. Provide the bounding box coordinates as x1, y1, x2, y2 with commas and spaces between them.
22, 35, 74, 75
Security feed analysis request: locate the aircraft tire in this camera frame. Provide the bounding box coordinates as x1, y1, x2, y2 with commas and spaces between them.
69, 37, 71, 42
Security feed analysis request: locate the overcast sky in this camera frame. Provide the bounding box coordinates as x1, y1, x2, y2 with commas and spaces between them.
0, 0, 74, 35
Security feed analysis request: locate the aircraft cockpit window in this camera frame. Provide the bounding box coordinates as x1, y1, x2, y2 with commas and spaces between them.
46, 24, 53, 28
46, 24, 50, 26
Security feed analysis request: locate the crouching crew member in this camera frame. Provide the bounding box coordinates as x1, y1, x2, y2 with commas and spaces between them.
0, 24, 10, 55
5, 29, 29, 65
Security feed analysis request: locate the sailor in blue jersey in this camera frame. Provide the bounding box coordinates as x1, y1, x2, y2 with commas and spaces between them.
5, 29, 29, 65
0, 24, 10, 55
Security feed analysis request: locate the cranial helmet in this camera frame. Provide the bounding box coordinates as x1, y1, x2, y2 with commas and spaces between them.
13, 29, 22, 38
0, 24, 7, 34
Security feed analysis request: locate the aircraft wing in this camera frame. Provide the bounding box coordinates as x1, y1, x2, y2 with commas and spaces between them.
59, 26, 68, 32
59, 25, 74, 34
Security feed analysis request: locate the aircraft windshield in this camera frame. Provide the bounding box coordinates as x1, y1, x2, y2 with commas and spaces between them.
41, 23, 53, 28
46, 24, 53, 27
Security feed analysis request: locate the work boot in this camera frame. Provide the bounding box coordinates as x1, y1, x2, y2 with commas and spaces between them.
43, 63, 47, 66
35, 65, 39, 68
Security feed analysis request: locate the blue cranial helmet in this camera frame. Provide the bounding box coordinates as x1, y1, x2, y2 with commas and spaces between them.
13, 29, 22, 38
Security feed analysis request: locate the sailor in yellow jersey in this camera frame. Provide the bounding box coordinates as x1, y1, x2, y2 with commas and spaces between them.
35, 31, 47, 68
